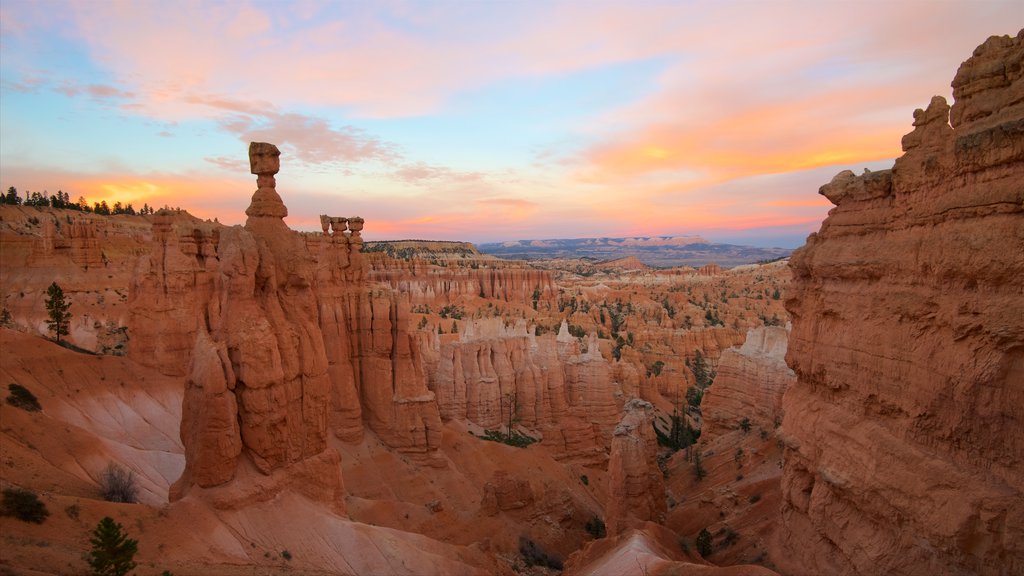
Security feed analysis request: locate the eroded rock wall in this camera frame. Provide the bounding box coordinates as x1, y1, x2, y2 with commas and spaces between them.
776, 31, 1024, 575
605, 399, 665, 536
428, 318, 620, 462
701, 325, 793, 441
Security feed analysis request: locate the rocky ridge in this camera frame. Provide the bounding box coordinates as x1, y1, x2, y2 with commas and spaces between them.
776, 31, 1024, 575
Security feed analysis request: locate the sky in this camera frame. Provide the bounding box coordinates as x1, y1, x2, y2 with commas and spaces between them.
0, 1, 1019, 248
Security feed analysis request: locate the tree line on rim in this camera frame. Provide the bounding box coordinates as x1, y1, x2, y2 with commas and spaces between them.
2, 186, 156, 215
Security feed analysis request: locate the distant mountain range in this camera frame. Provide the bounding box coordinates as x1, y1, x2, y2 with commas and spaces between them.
477, 235, 792, 268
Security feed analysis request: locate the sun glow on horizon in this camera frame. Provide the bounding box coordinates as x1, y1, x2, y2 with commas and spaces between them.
1, 1, 1016, 247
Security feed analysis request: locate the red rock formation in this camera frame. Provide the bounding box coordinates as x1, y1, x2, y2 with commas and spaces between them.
776, 31, 1024, 575
480, 469, 535, 515
0, 206, 153, 351
606, 399, 665, 536
131, 143, 452, 502
370, 258, 555, 305
596, 256, 649, 270
429, 319, 620, 462
701, 325, 793, 441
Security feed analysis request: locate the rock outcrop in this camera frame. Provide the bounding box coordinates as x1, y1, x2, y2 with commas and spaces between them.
776, 32, 1024, 575
480, 470, 535, 515
701, 325, 793, 441
0, 206, 152, 352
428, 318, 620, 462
606, 399, 665, 536
131, 142, 444, 504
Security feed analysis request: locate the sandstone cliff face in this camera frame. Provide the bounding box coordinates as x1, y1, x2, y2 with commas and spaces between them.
776, 32, 1024, 575
370, 255, 556, 305
428, 318, 620, 462
0, 206, 152, 352
701, 326, 793, 441
605, 399, 665, 536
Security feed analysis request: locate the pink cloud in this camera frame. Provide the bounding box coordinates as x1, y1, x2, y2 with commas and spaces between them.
219, 111, 400, 166
391, 162, 485, 185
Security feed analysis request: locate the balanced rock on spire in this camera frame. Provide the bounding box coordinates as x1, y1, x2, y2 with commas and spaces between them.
245, 141, 288, 220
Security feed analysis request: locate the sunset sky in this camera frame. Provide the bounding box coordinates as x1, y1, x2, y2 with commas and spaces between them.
1, 1, 1018, 247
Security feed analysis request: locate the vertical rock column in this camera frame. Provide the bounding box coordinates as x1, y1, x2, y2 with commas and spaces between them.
606, 399, 665, 536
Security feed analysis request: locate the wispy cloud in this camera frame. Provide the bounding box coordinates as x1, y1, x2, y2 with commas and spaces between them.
391, 162, 485, 185
218, 111, 400, 166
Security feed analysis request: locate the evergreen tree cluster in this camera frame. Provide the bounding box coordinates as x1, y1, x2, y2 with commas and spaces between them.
1, 186, 156, 215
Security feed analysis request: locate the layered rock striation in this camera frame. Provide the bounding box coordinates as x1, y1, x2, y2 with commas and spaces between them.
428, 318, 621, 462
605, 399, 665, 536
776, 32, 1024, 575
701, 325, 793, 441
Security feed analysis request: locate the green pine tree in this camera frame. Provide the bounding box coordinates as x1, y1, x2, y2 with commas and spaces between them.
89, 516, 138, 576
45, 282, 72, 343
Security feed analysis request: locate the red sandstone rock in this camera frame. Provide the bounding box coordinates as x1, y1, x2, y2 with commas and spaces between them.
480, 469, 535, 515
775, 31, 1024, 576
606, 399, 665, 536
701, 326, 793, 441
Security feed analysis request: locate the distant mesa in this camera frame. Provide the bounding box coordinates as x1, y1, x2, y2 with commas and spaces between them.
478, 235, 791, 268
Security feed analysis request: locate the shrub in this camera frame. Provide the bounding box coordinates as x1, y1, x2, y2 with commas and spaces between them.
585, 516, 606, 539
696, 528, 713, 557
720, 527, 739, 547
740, 417, 752, 433
89, 516, 137, 576
281, 550, 292, 561
749, 494, 762, 504
1, 487, 49, 523
693, 452, 706, 481
6, 383, 42, 412
519, 536, 563, 570
479, 429, 537, 448
99, 464, 137, 503
580, 475, 589, 486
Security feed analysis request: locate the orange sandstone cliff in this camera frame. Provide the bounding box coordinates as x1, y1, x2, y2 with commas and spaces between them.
776, 31, 1024, 575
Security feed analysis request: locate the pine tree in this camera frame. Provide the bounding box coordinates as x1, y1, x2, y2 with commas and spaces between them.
691, 349, 709, 388
89, 516, 138, 576
45, 282, 72, 343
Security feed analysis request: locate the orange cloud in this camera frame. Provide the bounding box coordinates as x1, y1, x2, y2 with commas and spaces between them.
579, 87, 907, 184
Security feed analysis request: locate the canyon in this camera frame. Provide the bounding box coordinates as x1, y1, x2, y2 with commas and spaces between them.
1, 29, 1022, 576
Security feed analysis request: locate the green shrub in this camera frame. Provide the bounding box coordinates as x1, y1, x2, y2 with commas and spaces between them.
478, 429, 537, 448
1, 487, 49, 523
740, 417, 752, 433
696, 528, 713, 557
585, 516, 606, 539
6, 383, 41, 412
519, 536, 563, 570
